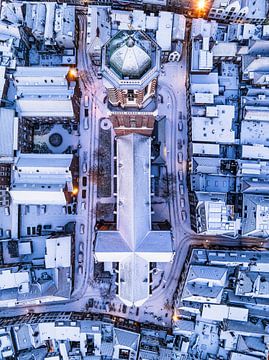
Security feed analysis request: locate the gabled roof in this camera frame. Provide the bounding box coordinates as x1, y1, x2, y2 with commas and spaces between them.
95, 134, 173, 306
113, 328, 139, 350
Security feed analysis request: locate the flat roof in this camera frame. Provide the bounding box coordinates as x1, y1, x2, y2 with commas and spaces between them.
242, 144, 269, 160
16, 99, 74, 117
0, 108, 16, 158
192, 105, 235, 143
191, 143, 220, 156
45, 236, 71, 269
241, 120, 269, 146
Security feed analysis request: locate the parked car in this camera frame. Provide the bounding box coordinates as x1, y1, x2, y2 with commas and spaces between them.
180, 198, 185, 208
181, 210, 187, 222
78, 265, 83, 274
82, 161, 87, 173
0, 228, 3, 237
80, 224, 85, 234
5, 229, 11, 238
84, 95, 89, 108
82, 190, 87, 199
178, 170, 183, 182
177, 139, 182, 149
43, 224, 52, 230
37, 224, 42, 235
62, 206, 67, 214
83, 117, 89, 130
177, 152, 183, 163
40, 205, 46, 215
4, 206, 10, 216
81, 201, 86, 210
179, 184, 184, 196
97, 71, 102, 79
178, 121, 183, 131
82, 176, 87, 187
79, 242, 84, 252
78, 252, 84, 264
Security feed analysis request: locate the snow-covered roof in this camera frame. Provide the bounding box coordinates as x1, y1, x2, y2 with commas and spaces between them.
95, 134, 173, 306
10, 153, 73, 205
110, 36, 151, 78
0, 108, 17, 159
45, 236, 71, 269
16, 99, 74, 118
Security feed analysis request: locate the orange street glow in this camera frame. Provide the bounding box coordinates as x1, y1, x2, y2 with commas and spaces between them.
197, 0, 205, 9
72, 187, 79, 195
68, 68, 77, 78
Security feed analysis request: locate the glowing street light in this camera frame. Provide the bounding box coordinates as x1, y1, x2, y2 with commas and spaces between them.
68, 68, 78, 79
172, 309, 178, 322
197, 0, 205, 10
72, 187, 79, 196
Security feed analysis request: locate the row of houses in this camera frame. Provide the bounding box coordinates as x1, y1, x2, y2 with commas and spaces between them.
174, 248, 269, 359
188, 18, 269, 238
0, 3, 80, 307
0, 312, 178, 359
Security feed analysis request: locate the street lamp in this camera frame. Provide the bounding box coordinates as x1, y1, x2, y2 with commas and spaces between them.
196, 0, 206, 17
72, 187, 79, 196
68, 68, 78, 80
197, 0, 205, 10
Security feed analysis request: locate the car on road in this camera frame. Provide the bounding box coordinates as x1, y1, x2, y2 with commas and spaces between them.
80, 224, 85, 234
84, 95, 89, 107
40, 205, 46, 215
97, 71, 102, 79
178, 170, 183, 182
178, 121, 183, 131
78, 265, 83, 274
82, 161, 87, 173
181, 210, 187, 222
82, 189, 87, 199
177, 139, 182, 149
179, 184, 184, 196
81, 201, 86, 210
83, 117, 89, 130
180, 198, 185, 208
37, 224, 42, 235
78, 252, 84, 264
177, 152, 183, 163
82, 176, 87, 187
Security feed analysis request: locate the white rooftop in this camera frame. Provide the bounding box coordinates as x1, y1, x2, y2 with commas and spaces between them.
242, 144, 269, 160
10, 153, 73, 205
45, 236, 71, 269
192, 105, 235, 144
0, 108, 17, 160
202, 304, 248, 322
95, 134, 173, 306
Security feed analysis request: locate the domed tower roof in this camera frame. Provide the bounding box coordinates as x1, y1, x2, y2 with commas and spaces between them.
109, 36, 151, 79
